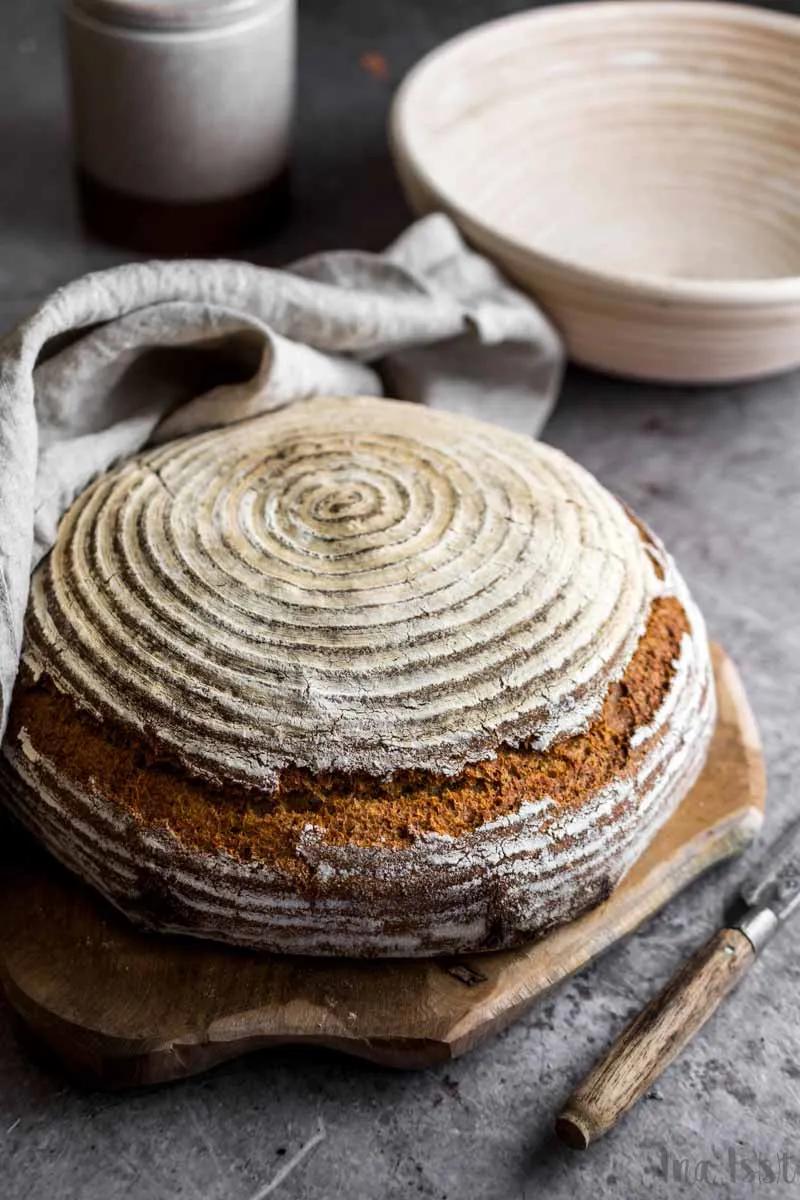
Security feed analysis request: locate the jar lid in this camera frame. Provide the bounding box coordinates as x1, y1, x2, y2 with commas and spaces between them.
68, 0, 282, 32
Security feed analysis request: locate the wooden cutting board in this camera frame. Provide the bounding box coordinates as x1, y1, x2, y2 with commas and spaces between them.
0, 644, 765, 1089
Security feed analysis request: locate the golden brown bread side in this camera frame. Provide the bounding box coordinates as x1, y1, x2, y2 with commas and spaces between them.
8, 596, 688, 867
0, 398, 716, 955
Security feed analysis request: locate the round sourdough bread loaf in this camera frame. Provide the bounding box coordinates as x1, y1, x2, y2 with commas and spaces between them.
1, 396, 715, 956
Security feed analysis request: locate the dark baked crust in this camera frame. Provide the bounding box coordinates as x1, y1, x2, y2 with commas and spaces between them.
1, 593, 715, 956
7, 597, 690, 867
0, 400, 717, 956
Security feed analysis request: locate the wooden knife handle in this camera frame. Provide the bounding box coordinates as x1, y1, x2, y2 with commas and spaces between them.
556, 927, 755, 1149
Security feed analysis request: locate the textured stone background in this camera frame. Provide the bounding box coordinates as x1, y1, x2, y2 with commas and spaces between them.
2, 1, 800, 1197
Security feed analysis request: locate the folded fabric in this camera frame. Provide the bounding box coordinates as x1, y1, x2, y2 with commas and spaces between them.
0, 213, 563, 734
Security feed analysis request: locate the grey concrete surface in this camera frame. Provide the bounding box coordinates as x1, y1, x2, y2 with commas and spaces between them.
2, 1, 800, 1197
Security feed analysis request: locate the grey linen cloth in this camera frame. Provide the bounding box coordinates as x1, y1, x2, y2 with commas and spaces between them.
0, 213, 563, 735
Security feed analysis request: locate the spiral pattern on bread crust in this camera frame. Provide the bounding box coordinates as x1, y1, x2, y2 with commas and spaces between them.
2, 396, 716, 956
22, 396, 657, 788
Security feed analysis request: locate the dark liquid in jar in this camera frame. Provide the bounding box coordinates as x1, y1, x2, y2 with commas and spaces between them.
76, 166, 291, 255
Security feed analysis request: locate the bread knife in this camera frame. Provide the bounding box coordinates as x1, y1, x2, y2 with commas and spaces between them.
556, 817, 800, 1149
